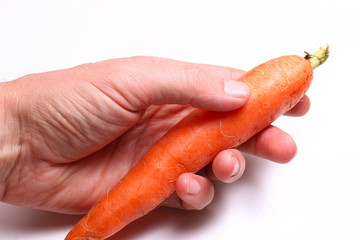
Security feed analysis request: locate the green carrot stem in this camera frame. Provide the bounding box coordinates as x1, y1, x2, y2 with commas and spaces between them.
305, 45, 330, 69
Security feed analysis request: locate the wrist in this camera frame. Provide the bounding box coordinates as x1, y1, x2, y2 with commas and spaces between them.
0, 82, 22, 201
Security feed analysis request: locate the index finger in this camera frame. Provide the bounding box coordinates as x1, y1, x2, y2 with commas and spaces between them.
125, 56, 246, 80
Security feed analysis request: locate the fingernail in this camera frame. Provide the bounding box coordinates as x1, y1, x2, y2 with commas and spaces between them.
224, 80, 250, 98
187, 177, 201, 195
230, 156, 240, 177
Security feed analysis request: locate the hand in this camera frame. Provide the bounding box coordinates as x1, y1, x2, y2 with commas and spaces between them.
0, 56, 310, 214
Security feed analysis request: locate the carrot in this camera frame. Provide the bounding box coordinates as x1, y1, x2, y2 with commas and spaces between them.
65, 46, 329, 240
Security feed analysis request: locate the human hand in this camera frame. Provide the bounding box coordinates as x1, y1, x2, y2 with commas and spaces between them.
0, 56, 310, 214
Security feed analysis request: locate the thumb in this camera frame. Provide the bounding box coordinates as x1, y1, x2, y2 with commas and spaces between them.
97, 57, 250, 112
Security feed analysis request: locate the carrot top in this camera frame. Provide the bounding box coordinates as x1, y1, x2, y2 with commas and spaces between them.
305, 45, 330, 69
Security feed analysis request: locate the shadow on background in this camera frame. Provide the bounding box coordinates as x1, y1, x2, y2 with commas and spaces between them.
110, 154, 271, 239
1, 154, 271, 239
0, 204, 82, 231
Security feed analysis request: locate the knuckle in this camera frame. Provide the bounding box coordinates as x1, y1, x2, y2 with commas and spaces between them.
182, 66, 207, 85
127, 56, 156, 63
229, 67, 239, 80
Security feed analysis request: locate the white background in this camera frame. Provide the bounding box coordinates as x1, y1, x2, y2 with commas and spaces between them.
1, 0, 359, 239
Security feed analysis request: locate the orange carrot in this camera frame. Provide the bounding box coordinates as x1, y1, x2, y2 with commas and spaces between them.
66, 47, 329, 240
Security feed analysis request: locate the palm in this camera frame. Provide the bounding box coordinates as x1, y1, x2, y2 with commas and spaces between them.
61, 104, 193, 213
9, 90, 194, 214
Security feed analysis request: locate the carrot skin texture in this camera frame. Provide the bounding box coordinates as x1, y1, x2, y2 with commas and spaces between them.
66, 55, 313, 240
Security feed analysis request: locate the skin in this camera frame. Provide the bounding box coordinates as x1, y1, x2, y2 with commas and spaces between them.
0, 56, 310, 215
